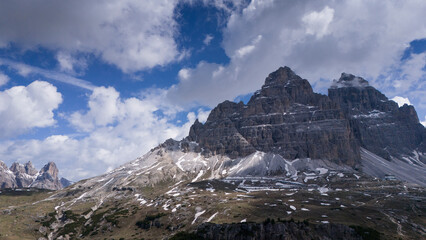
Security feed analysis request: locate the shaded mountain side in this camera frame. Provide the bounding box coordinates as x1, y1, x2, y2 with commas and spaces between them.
189, 67, 425, 168
0, 161, 69, 190
329, 73, 426, 161
189, 67, 360, 166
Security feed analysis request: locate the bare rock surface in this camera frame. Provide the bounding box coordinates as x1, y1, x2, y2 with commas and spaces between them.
30, 162, 62, 190
329, 73, 426, 161
189, 67, 359, 166
0, 161, 17, 188
0, 161, 68, 190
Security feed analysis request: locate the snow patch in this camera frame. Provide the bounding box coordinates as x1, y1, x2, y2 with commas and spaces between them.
206, 212, 218, 222
192, 209, 206, 224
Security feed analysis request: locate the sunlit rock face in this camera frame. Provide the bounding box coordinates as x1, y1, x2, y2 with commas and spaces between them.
30, 162, 63, 190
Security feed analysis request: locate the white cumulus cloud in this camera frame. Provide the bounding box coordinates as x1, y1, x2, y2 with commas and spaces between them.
302, 6, 334, 39
0, 81, 62, 138
168, 0, 426, 117
0, 85, 205, 180
0, 0, 180, 73
421, 116, 426, 127
391, 96, 411, 107
0, 71, 9, 86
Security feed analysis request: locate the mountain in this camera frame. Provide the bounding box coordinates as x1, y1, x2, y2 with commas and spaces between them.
2, 67, 425, 240
10, 161, 38, 187
60, 177, 73, 188
329, 73, 426, 161
0, 161, 69, 190
189, 66, 359, 166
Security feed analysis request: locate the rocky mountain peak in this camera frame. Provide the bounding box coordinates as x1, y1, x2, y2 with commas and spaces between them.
0, 161, 9, 170
328, 75, 425, 160
264, 66, 299, 86
24, 161, 38, 175
30, 162, 62, 190
331, 73, 370, 89
252, 66, 315, 107
40, 162, 59, 178
10, 162, 26, 174
0, 161, 17, 189
0, 161, 68, 190
189, 67, 359, 165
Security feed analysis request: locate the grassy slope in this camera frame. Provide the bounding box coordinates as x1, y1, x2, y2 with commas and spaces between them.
0, 179, 424, 240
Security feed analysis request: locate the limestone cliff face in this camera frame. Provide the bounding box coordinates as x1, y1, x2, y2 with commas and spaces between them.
189, 67, 425, 166
10, 162, 38, 188
0, 161, 69, 190
30, 162, 63, 190
189, 67, 360, 166
329, 73, 426, 161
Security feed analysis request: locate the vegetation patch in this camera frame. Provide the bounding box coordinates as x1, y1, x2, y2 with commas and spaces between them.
135, 213, 166, 230
40, 212, 56, 227
170, 231, 204, 240
350, 225, 381, 240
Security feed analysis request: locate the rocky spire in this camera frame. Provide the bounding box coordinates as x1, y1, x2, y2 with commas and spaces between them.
329, 73, 425, 160
10, 162, 38, 188
263, 66, 301, 86
0, 161, 18, 188
189, 66, 359, 165
1, 161, 68, 190
25, 161, 38, 175
10, 162, 26, 174
29, 162, 63, 190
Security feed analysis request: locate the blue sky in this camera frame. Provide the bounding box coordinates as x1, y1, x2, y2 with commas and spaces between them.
0, 0, 425, 181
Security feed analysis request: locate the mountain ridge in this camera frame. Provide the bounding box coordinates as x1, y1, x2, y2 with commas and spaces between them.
0, 160, 70, 190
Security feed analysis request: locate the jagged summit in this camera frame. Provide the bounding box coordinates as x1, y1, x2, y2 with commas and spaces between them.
25, 161, 38, 175
189, 66, 359, 165
0, 160, 69, 190
252, 66, 316, 107
189, 66, 425, 167
264, 66, 301, 85
330, 73, 370, 89
30, 162, 62, 190
329, 75, 425, 160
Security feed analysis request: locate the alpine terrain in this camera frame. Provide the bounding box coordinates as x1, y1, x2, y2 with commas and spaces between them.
0, 161, 71, 190
0, 67, 425, 240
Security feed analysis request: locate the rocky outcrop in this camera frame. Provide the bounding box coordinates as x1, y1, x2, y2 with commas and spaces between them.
25, 161, 38, 175
189, 67, 360, 166
30, 162, 63, 190
0, 161, 68, 190
329, 73, 426, 160
190, 222, 363, 240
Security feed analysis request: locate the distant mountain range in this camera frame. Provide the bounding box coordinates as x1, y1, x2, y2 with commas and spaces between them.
0, 161, 71, 190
